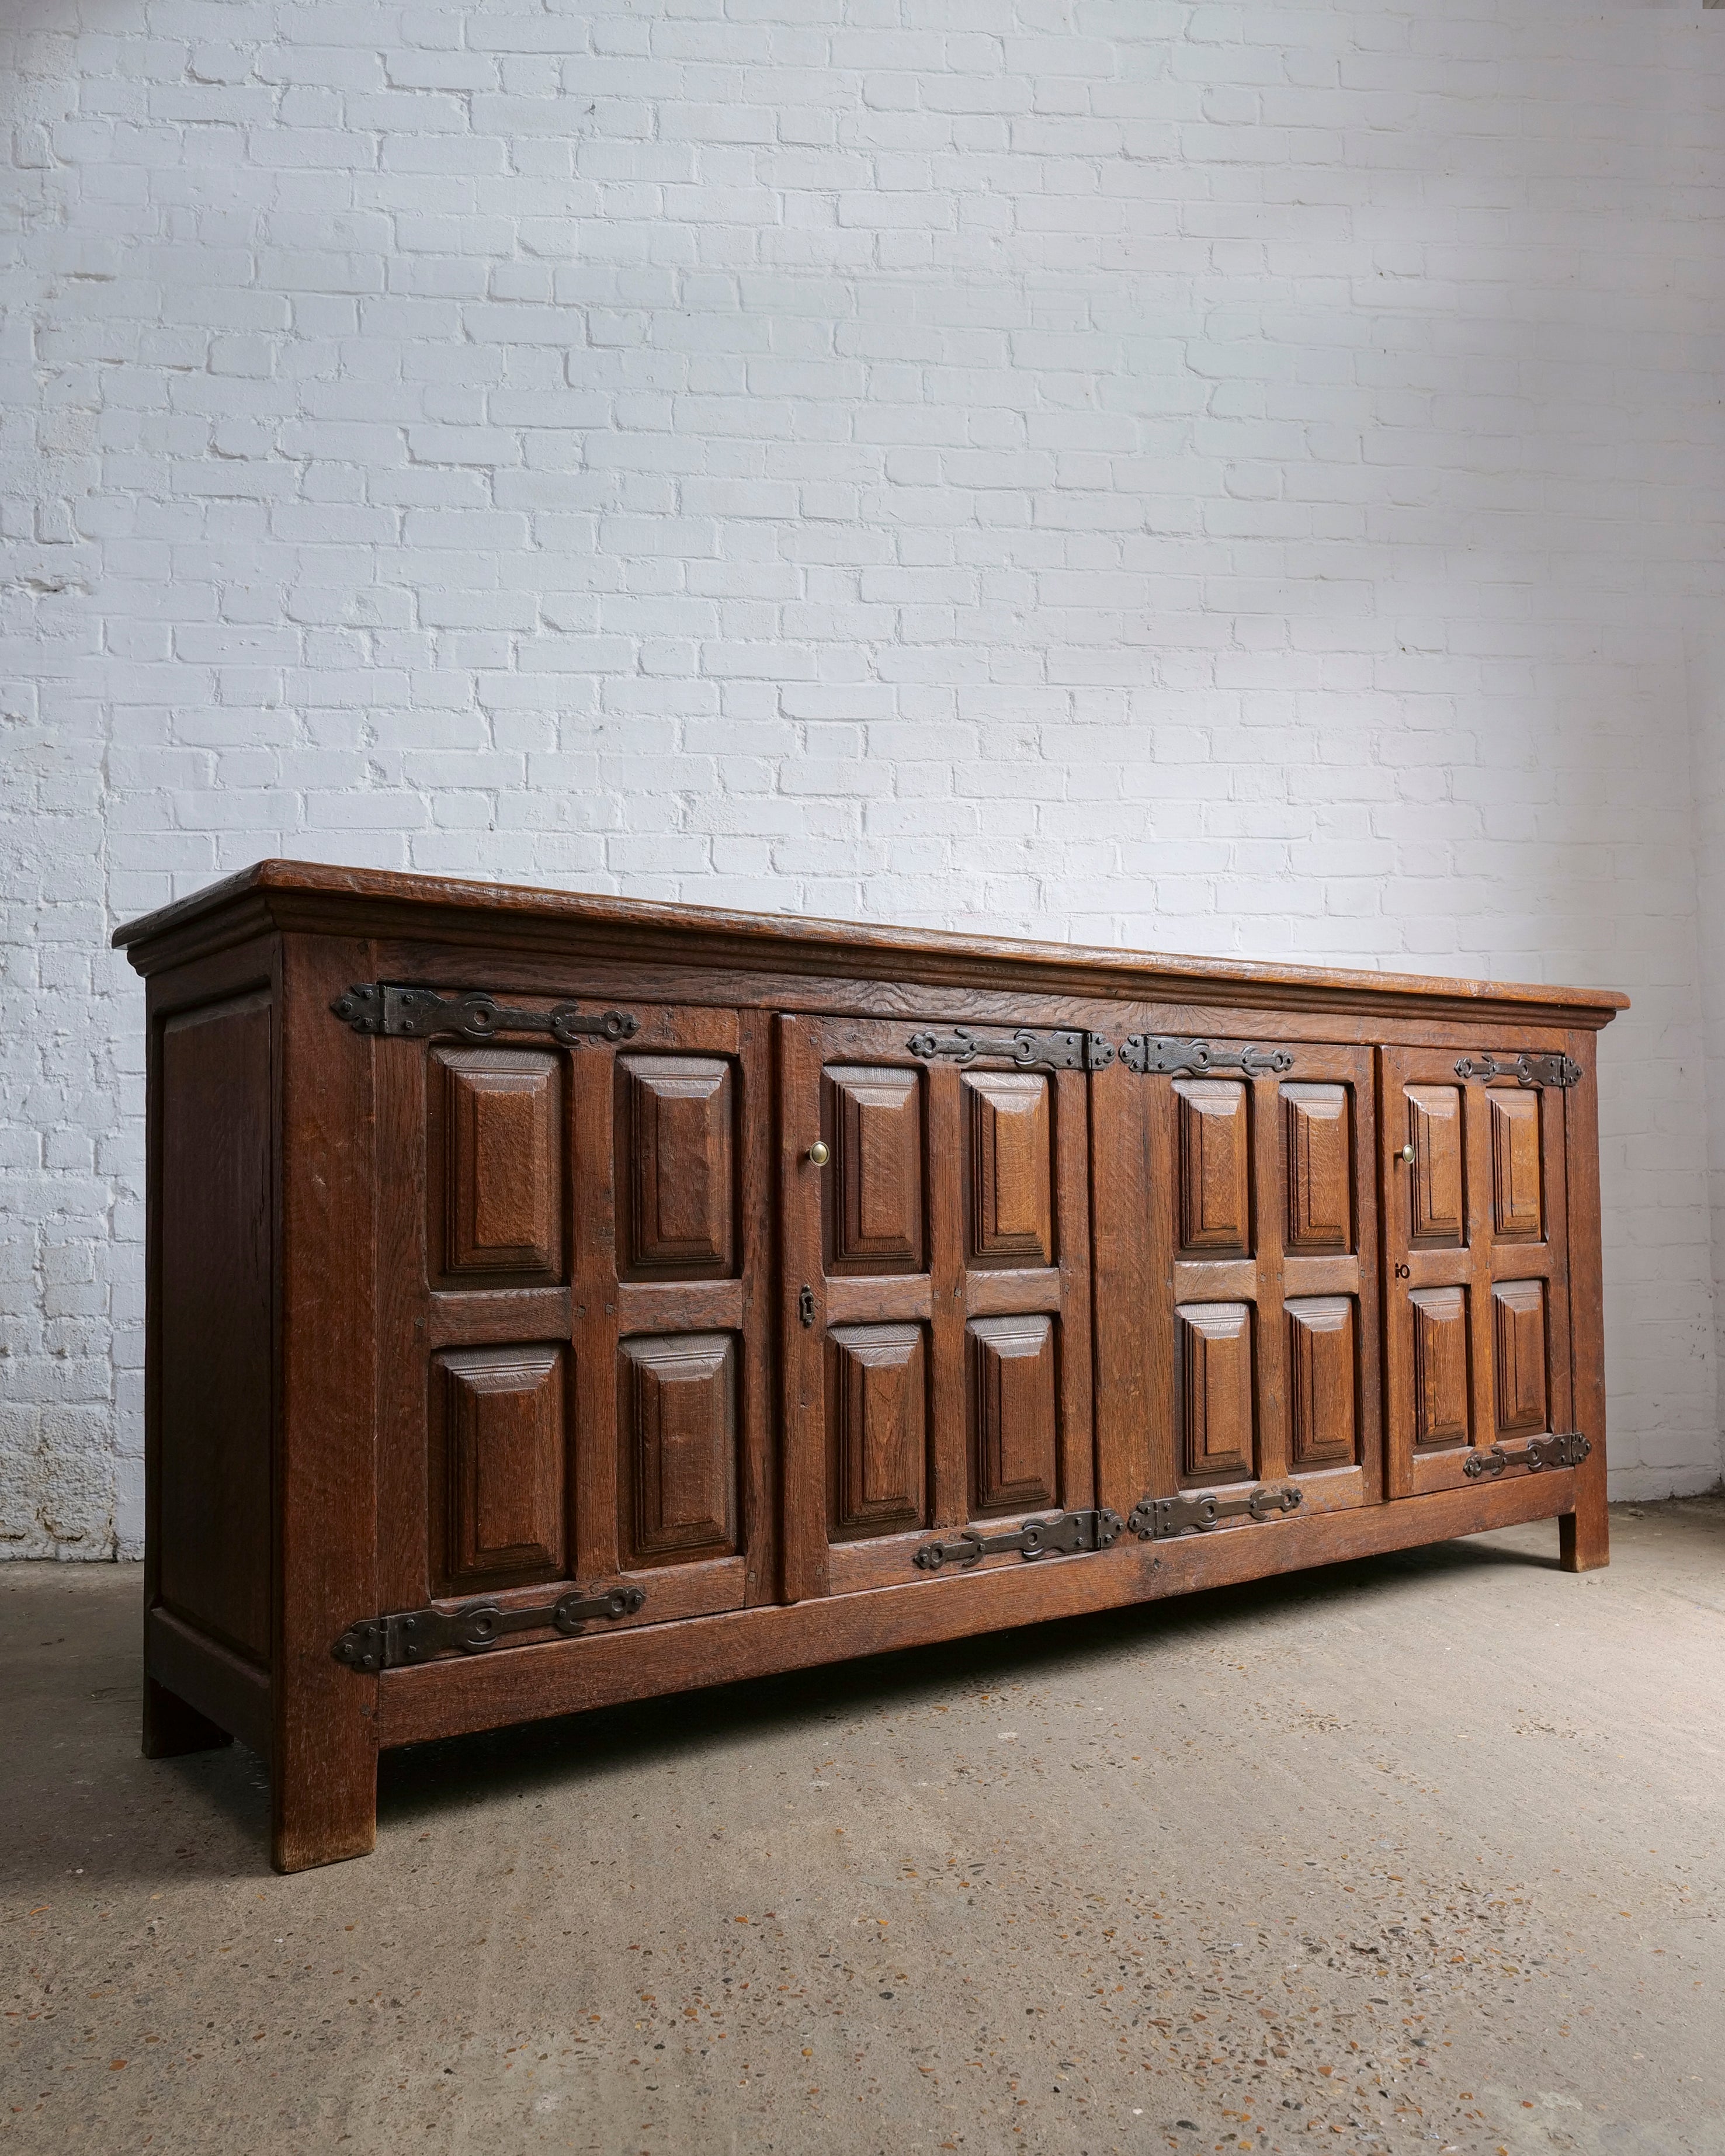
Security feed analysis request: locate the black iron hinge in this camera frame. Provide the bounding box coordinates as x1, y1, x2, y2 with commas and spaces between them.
1463, 1431, 1589, 1481
1120, 1036, 1295, 1079
331, 982, 640, 1048
912, 1506, 1124, 1572
1127, 1483, 1303, 1540
1453, 1051, 1582, 1089
331, 1585, 645, 1674
905, 1026, 1116, 1073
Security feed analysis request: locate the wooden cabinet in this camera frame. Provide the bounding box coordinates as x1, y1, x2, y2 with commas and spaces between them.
116, 863, 1624, 1871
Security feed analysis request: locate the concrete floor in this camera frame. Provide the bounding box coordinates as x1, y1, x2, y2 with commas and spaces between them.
4, 1504, 1724, 2156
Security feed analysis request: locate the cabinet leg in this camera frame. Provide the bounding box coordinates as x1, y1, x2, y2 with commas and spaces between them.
270, 1728, 377, 1873
1559, 1495, 1609, 1573
143, 1676, 233, 1759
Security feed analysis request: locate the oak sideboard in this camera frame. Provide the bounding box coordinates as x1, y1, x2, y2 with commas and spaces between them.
115, 861, 1625, 1872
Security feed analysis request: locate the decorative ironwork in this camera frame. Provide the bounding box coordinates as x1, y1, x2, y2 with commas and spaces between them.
1120, 1036, 1294, 1079
1126, 1484, 1304, 1541
331, 1585, 645, 1674
1453, 1051, 1582, 1089
331, 982, 639, 1048
1463, 1431, 1590, 1481
912, 1506, 1124, 1573
905, 1026, 1116, 1073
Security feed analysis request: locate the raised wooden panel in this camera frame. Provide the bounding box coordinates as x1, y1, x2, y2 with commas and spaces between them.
829, 1325, 927, 1540
1490, 1090, 1543, 1243
1175, 1079, 1251, 1256
964, 1071, 1053, 1266
159, 994, 273, 1663
620, 1333, 737, 1565
1410, 1286, 1470, 1449
1406, 1086, 1464, 1247
439, 1049, 560, 1279
1176, 1303, 1255, 1482
827, 1065, 924, 1272
1282, 1083, 1351, 1255
435, 1346, 565, 1594
968, 1315, 1058, 1516
1286, 1297, 1356, 1468
619, 1054, 734, 1275
1493, 1280, 1549, 1436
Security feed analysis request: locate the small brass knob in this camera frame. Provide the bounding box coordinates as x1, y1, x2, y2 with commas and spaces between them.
807, 1140, 830, 1168
1399, 1143, 1415, 1165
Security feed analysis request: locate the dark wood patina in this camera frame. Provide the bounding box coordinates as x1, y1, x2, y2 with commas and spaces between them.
117, 860, 1625, 1871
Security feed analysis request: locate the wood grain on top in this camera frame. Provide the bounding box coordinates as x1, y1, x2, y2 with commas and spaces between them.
113, 856, 1629, 1025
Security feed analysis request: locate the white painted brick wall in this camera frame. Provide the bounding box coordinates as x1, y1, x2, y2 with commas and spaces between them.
2, 0, 1722, 1556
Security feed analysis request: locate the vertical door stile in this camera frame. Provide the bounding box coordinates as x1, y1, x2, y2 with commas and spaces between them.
1353, 1067, 1384, 1506
738, 1007, 777, 1608
1526, 1071, 1574, 1445
570, 1037, 620, 1589
1053, 1065, 1095, 1513
1251, 1066, 1290, 1487
374, 1032, 429, 1616
926, 1059, 967, 1533
1089, 1051, 1151, 1516
1463, 1060, 1497, 1476
776, 1016, 828, 1603
1378, 1049, 1412, 1500
1144, 1070, 1180, 1506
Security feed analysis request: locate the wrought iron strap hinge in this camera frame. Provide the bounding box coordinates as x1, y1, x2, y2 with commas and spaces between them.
1127, 1484, 1303, 1540
912, 1506, 1124, 1573
1120, 1036, 1294, 1079
1454, 1051, 1582, 1089
331, 982, 640, 1048
905, 1026, 1116, 1073
331, 1585, 646, 1674
1464, 1431, 1590, 1481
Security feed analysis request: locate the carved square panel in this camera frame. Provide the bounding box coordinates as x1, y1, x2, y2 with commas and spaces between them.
1286, 1297, 1356, 1468
1175, 1079, 1251, 1257
825, 1065, 925, 1273
828, 1324, 928, 1542
1405, 1086, 1465, 1247
617, 1054, 735, 1276
1282, 1083, 1352, 1255
433, 1346, 566, 1595
436, 1049, 561, 1281
1175, 1302, 1255, 1483
968, 1314, 1058, 1516
620, 1334, 738, 1567
1489, 1089, 1543, 1242
963, 1070, 1053, 1267
1410, 1284, 1470, 1449
1493, 1280, 1549, 1436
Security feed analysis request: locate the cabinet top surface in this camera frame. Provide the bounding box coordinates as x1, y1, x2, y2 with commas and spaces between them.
113, 857, 1628, 1026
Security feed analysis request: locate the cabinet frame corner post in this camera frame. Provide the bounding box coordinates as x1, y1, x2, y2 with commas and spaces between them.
272, 932, 381, 1872
1558, 1033, 1609, 1575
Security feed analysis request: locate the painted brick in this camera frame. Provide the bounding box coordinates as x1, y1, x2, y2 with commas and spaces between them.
1, 0, 1722, 1557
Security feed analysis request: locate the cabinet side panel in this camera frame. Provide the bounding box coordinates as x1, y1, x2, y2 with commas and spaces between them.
158, 992, 274, 1664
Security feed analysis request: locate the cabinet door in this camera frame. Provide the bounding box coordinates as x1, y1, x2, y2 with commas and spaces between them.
376, 1000, 774, 1634
1094, 1040, 1381, 1527
1380, 1048, 1573, 1495
778, 1015, 1095, 1599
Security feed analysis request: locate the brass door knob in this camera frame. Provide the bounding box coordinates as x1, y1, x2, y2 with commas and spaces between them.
807, 1140, 830, 1167
1398, 1143, 1415, 1164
